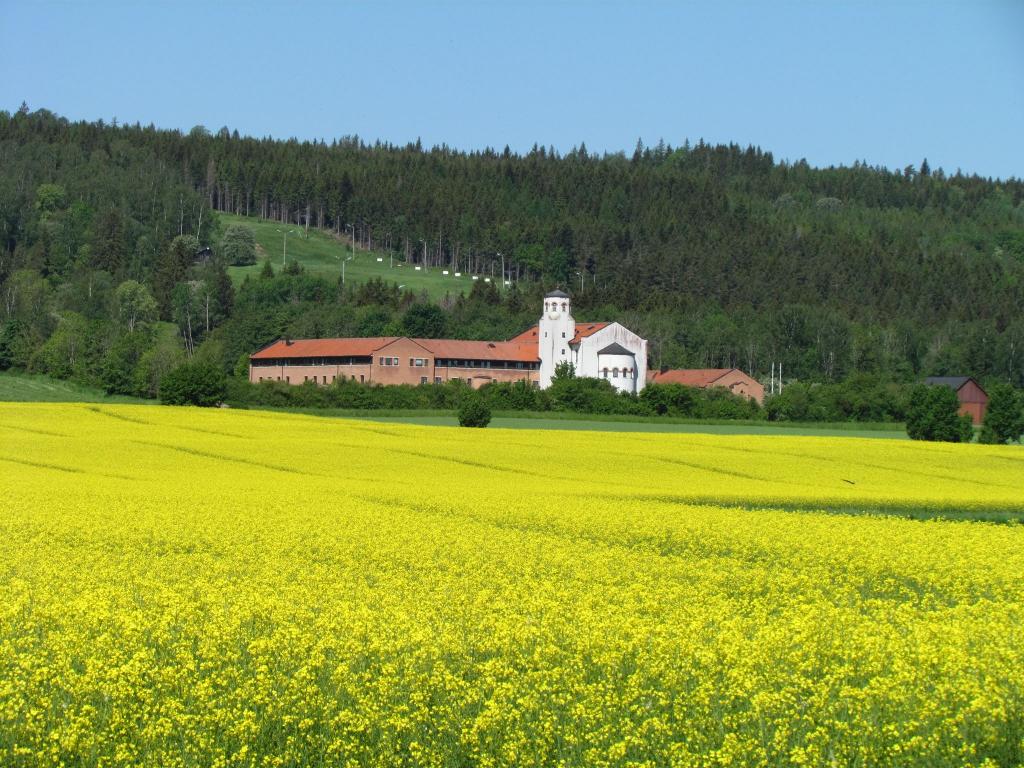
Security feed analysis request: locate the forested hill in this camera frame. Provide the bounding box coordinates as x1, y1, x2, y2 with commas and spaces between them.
2, 106, 1024, 391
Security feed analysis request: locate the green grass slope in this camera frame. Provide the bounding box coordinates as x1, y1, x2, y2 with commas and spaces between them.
219, 213, 502, 300
0, 372, 150, 404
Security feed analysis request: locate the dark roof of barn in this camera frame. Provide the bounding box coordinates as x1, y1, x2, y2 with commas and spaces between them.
924, 376, 977, 391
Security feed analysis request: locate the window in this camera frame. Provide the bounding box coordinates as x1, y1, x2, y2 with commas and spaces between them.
410, 358, 427, 367
561, 302, 567, 312
360, 375, 364, 383
379, 356, 399, 367
434, 376, 442, 384
322, 376, 327, 384
420, 376, 428, 385
613, 368, 619, 378
561, 348, 566, 355
561, 332, 566, 338
602, 368, 609, 378
544, 332, 548, 338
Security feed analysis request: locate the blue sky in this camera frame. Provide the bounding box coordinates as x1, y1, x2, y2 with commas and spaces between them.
2, 1, 1022, 178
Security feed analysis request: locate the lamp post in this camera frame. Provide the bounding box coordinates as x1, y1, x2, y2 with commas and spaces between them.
575, 270, 584, 293
419, 239, 428, 271
341, 255, 354, 284
276, 229, 295, 266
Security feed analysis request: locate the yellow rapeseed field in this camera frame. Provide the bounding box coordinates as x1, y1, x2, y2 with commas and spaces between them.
1, 402, 1023, 767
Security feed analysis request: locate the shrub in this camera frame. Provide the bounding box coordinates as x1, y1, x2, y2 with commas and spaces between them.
906, 384, 974, 442
159, 361, 227, 406
458, 394, 491, 428
765, 376, 906, 423
221, 225, 257, 266
979, 384, 1024, 444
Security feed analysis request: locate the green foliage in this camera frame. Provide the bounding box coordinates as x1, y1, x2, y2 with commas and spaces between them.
159, 361, 227, 407
458, 393, 492, 428
221, 224, 257, 266
153, 235, 200, 317
100, 328, 154, 395
979, 384, 1024, 444
114, 280, 157, 334
641, 383, 761, 419
400, 303, 448, 338
0, 320, 38, 370
34, 183, 66, 217
134, 325, 186, 398
765, 376, 907, 422
553, 361, 576, 380
92, 208, 127, 274
29, 312, 101, 381
548, 376, 646, 415
906, 385, 975, 442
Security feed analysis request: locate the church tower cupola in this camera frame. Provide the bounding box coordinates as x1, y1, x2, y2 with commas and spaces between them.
538, 289, 575, 388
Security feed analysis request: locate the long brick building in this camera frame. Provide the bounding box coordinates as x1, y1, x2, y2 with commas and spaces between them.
250, 291, 649, 392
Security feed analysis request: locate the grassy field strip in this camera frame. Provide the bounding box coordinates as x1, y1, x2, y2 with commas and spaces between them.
358, 412, 910, 437
0, 372, 147, 403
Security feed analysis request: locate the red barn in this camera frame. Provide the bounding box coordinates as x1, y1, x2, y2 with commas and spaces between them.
924, 376, 988, 424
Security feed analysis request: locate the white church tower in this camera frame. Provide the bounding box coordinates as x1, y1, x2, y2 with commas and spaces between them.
538, 289, 575, 388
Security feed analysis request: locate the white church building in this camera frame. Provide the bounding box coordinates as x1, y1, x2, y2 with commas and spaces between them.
510, 290, 648, 393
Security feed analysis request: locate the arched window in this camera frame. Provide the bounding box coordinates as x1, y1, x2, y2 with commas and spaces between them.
561, 302, 567, 312
602, 367, 609, 378
613, 367, 619, 378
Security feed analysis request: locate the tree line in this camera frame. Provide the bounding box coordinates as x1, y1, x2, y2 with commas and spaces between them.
2, 105, 1024, 395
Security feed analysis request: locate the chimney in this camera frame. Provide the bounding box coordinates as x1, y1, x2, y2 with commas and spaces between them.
285, 339, 293, 346
660, 365, 668, 374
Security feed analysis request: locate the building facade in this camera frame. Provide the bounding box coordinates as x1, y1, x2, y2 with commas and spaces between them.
249, 291, 648, 392
510, 290, 648, 393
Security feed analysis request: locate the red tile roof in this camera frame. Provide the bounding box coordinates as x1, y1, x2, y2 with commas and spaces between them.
251, 337, 539, 363
647, 369, 737, 387
251, 338, 398, 359
510, 322, 610, 345
418, 339, 539, 362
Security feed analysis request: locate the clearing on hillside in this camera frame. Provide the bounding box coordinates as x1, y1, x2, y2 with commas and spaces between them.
219, 212, 505, 299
